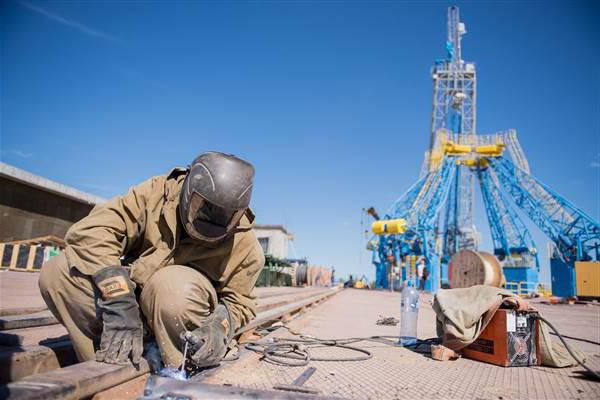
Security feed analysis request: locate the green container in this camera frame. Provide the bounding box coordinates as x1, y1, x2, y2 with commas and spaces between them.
256, 255, 293, 287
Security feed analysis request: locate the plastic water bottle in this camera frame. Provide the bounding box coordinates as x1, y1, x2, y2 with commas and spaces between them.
399, 281, 419, 346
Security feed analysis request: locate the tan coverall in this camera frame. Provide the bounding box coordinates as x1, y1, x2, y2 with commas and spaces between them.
39, 168, 265, 367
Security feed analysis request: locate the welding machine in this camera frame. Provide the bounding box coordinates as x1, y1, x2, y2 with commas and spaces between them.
462, 309, 541, 367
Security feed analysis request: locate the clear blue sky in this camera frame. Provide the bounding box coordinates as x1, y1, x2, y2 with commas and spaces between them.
1, 1, 599, 283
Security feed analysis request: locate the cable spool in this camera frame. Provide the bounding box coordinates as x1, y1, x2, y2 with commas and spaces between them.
313, 268, 323, 287
320, 268, 332, 287
295, 265, 308, 286
449, 250, 504, 289
307, 266, 316, 286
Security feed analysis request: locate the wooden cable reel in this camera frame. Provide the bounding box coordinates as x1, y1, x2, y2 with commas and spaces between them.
449, 250, 504, 289
295, 264, 308, 286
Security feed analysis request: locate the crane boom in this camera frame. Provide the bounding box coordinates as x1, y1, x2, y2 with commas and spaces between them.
490, 157, 600, 262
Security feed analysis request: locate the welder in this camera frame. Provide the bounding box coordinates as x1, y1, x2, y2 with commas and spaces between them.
39, 152, 265, 370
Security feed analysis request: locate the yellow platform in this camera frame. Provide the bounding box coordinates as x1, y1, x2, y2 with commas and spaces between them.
575, 261, 600, 297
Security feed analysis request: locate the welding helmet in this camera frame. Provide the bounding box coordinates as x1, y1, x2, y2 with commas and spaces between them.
179, 152, 254, 245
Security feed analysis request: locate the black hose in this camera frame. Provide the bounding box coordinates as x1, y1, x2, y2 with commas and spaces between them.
533, 314, 600, 381
548, 332, 600, 347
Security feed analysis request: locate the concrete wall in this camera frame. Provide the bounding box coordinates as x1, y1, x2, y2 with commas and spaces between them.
254, 226, 292, 259
0, 176, 95, 241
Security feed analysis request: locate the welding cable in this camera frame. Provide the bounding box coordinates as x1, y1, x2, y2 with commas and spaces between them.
256, 341, 371, 367
245, 338, 372, 367
246, 325, 439, 366
533, 314, 600, 381
245, 335, 404, 367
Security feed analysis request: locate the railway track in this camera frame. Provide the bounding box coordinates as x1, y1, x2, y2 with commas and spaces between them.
0, 286, 340, 400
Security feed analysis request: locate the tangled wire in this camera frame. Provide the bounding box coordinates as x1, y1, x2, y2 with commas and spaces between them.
244, 326, 406, 367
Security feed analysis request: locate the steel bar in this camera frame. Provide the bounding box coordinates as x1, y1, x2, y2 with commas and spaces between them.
0, 359, 151, 400
139, 376, 345, 400
0, 340, 76, 385
273, 366, 320, 395
239, 289, 338, 334
0, 311, 58, 331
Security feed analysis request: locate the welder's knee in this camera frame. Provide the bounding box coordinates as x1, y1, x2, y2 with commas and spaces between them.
140, 265, 218, 331
39, 252, 71, 301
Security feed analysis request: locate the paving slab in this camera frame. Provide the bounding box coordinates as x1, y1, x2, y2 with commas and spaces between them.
0, 271, 46, 312
204, 289, 600, 400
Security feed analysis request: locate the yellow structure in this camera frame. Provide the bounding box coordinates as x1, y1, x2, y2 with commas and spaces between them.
354, 280, 367, 289
475, 143, 505, 157
372, 219, 407, 235
575, 261, 600, 297
427, 129, 507, 171
456, 158, 489, 168
444, 141, 472, 155
537, 284, 552, 298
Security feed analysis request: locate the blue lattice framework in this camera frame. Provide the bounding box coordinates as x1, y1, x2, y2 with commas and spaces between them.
489, 157, 600, 297
371, 157, 456, 292
477, 167, 538, 265
490, 157, 600, 263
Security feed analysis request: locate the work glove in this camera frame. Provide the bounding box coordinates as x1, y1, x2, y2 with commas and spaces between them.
92, 266, 143, 365
182, 302, 234, 368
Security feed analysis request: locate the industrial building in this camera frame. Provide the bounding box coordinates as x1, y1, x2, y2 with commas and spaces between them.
0, 162, 105, 242
254, 224, 294, 259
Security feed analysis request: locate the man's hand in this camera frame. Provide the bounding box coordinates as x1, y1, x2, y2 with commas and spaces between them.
183, 303, 233, 368
93, 266, 143, 365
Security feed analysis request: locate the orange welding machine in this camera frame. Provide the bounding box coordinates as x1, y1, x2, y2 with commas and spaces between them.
462, 309, 541, 367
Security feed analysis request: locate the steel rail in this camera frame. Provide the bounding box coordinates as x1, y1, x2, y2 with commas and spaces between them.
0, 288, 339, 400
0, 288, 331, 331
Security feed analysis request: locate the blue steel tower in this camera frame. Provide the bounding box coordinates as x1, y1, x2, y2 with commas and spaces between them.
367, 6, 600, 297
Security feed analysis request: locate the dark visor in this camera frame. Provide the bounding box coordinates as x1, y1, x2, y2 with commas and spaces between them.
186, 192, 245, 239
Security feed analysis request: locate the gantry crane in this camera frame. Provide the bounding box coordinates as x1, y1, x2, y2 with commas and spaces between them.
367, 6, 600, 297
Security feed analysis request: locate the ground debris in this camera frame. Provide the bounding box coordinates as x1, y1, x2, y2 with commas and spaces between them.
376, 315, 399, 326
